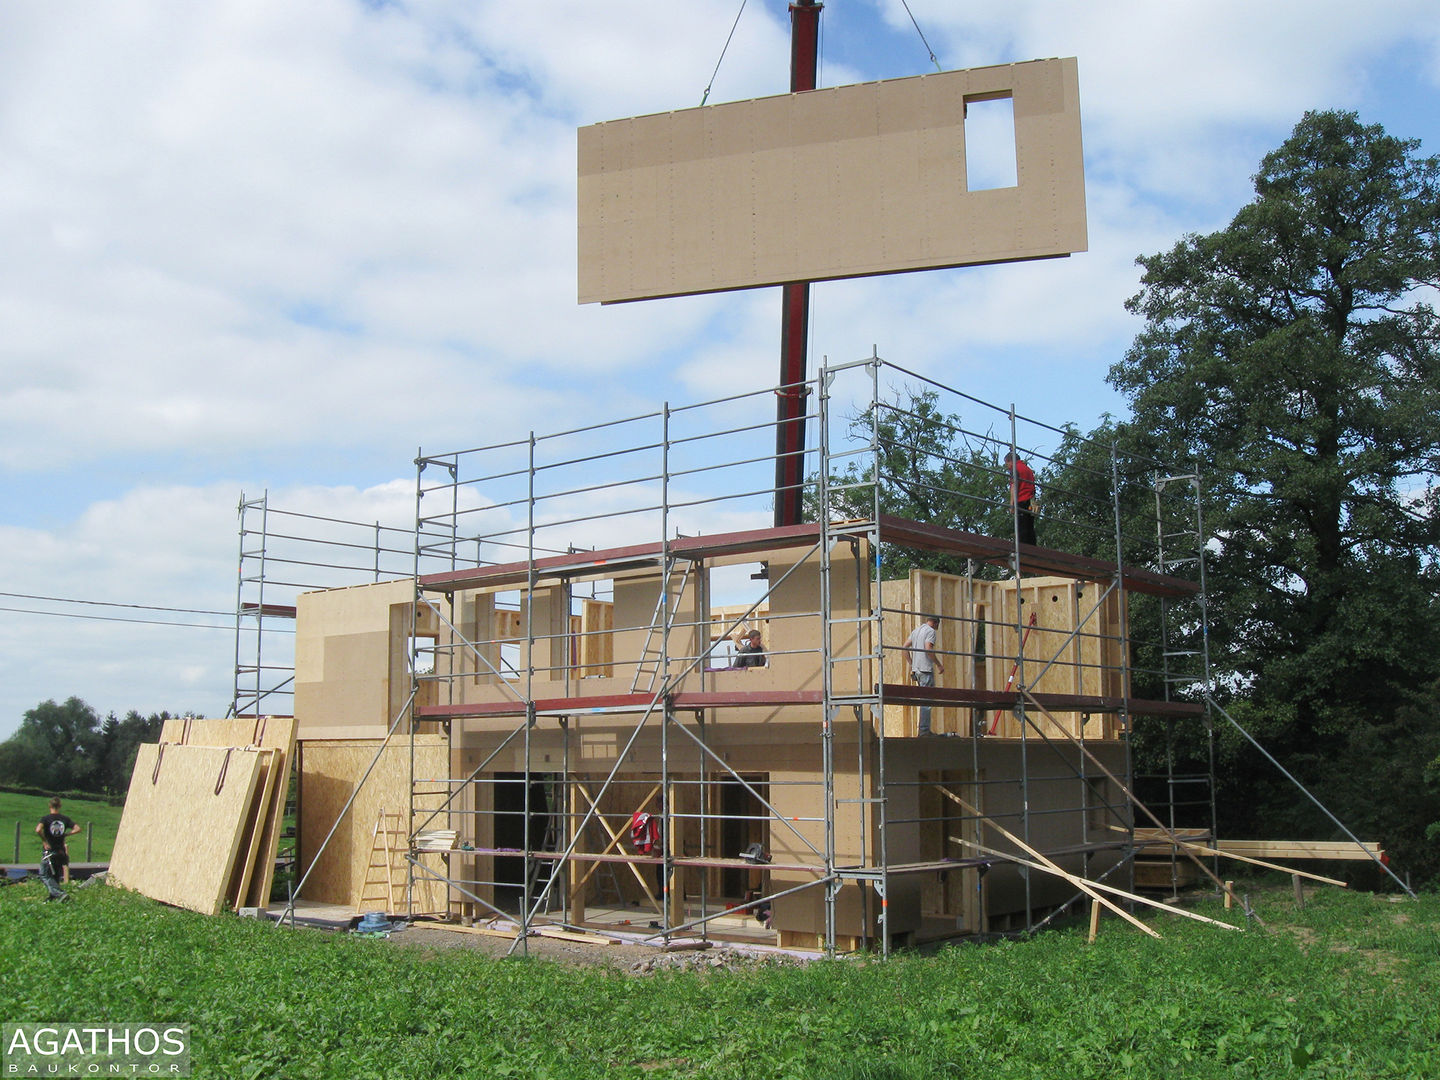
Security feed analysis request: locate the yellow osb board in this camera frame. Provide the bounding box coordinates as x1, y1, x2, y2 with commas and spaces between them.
579, 599, 614, 676
298, 736, 450, 913
109, 744, 266, 916
158, 716, 298, 910
987, 578, 1122, 738
875, 571, 995, 737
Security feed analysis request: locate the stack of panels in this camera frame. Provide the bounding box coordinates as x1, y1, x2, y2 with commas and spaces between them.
109, 717, 297, 916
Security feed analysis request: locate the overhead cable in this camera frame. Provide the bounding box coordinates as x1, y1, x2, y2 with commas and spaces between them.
0, 591, 232, 618
0, 606, 291, 633
700, 0, 748, 106
900, 0, 943, 72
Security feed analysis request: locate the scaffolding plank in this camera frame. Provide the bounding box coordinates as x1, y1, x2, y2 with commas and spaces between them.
881, 681, 1204, 718
875, 515, 1198, 598
418, 523, 823, 593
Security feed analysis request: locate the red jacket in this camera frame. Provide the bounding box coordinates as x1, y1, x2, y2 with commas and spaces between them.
1010, 458, 1035, 503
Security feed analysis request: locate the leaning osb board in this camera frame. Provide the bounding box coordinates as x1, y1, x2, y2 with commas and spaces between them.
158, 716, 298, 909
579, 59, 1085, 303
109, 744, 265, 916
298, 736, 450, 913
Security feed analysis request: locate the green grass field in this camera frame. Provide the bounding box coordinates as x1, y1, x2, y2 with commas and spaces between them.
0, 792, 123, 864
1, 880, 1437, 1079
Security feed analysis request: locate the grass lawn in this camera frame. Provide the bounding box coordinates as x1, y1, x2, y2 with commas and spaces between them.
1, 880, 1436, 1079
0, 791, 123, 864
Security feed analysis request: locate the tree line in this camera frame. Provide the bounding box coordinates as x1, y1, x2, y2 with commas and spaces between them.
0, 697, 181, 798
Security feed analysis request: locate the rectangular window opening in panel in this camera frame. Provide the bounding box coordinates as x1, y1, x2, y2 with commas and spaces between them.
964, 92, 1017, 191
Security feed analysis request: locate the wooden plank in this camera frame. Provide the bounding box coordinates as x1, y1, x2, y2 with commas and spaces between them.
424, 922, 521, 940
227, 748, 278, 911
298, 736, 450, 912
1182, 844, 1348, 887
932, 785, 1159, 939
957, 837, 1240, 931
534, 927, 622, 945
110, 744, 265, 916
1216, 839, 1383, 862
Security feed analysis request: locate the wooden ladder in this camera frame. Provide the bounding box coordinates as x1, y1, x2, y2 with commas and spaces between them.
356, 808, 406, 915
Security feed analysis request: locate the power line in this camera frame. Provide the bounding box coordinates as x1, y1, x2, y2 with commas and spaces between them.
0, 606, 291, 634
0, 591, 234, 618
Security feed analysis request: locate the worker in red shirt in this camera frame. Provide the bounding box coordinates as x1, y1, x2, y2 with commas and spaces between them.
1004, 451, 1037, 548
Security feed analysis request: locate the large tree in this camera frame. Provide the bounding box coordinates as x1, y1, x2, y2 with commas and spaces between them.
1108, 111, 1440, 876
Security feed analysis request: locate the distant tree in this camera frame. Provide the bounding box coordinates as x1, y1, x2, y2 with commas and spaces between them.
98, 709, 170, 795
0, 697, 105, 791
0, 699, 173, 795
1103, 110, 1440, 879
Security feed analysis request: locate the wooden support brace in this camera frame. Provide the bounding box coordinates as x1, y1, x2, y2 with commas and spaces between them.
1174, 841, 1346, 887
932, 786, 1159, 939
953, 836, 1240, 932
1020, 691, 1249, 916
572, 782, 664, 915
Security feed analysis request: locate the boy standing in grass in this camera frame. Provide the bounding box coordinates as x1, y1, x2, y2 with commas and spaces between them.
37, 796, 79, 900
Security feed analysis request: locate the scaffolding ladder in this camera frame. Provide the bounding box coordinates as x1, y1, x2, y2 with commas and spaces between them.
630, 558, 694, 693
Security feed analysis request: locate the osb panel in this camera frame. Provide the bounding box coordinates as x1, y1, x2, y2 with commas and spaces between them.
298, 736, 450, 912
110, 744, 265, 916
228, 749, 278, 910
156, 716, 298, 910
294, 579, 423, 739
579, 59, 1085, 303
919, 769, 984, 932
768, 765, 880, 939
579, 599, 614, 676
987, 577, 1120, 738
876, 571, 995, 737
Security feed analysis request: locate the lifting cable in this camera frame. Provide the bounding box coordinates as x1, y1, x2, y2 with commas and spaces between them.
700, 0, 748, 106
899, 0, 943, 73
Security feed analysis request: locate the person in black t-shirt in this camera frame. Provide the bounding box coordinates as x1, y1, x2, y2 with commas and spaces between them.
37, 797, 80, 896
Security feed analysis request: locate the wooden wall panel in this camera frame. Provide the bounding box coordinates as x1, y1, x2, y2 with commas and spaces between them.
986, 577, 1120, 738
294, 579, 423, 739
297, 736, 450, 912
579, 59, 1086, 303
579, 598, 614, 677
157, 716, 298, 909
110, 744, 265, 915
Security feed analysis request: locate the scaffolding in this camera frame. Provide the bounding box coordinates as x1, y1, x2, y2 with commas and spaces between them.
391, 352, 1217, 955
230, 492, 422, 718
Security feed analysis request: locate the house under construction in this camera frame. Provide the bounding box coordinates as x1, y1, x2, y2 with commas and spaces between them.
250, 353, 1233, 955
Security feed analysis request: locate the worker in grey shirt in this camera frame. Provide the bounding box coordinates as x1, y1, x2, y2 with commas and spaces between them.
904, 615, 944, 735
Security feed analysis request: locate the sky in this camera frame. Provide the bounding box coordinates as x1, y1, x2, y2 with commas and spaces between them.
1, 0, 1438, 740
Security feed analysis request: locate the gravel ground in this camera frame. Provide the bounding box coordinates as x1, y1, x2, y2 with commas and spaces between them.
389, 921, 815, 975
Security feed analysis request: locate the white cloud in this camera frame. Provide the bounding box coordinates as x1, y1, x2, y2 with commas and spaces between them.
2, 0, 1438, 738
